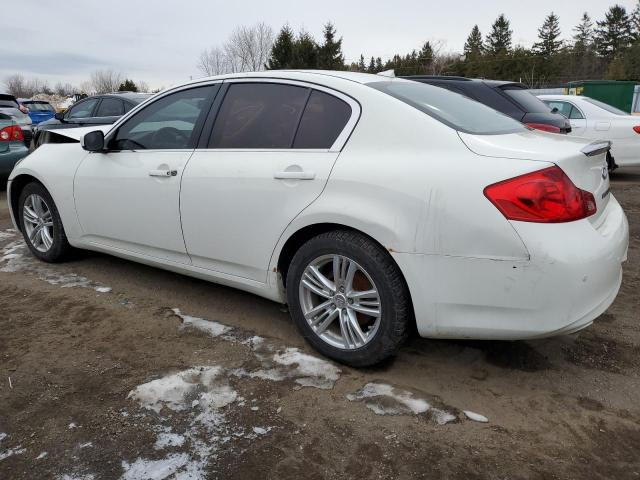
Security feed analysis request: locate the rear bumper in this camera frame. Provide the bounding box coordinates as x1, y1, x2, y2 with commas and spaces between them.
394, 195, 629, 339
0, 143, 29, 176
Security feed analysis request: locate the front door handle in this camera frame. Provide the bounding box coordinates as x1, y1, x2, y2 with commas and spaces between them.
273, 171, 316, 180
149, 169, 177, 177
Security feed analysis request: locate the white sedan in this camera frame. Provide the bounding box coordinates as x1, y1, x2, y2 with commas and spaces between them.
539, 94, 640, 168
7, 71, 629, 366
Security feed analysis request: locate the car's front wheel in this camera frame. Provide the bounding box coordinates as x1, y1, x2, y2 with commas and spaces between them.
18, 182, 72, 262
286, 230, 410, 367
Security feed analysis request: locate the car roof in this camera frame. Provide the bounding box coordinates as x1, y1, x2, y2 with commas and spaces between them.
179, 70, 407, 87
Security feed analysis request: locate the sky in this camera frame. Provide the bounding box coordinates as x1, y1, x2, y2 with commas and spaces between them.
2, 0, 637, 91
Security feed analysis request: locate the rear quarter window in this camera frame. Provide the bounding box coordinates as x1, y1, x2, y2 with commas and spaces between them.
369, 80, 524, 135
293, 90, 352, 148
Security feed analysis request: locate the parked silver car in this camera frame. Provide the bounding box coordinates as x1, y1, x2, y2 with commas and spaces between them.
0, 93, 33, 146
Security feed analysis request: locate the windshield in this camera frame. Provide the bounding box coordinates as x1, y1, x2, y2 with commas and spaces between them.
25, 102, 55, 112
369, 80, 524, 135
500, 87, 551, 113
582, 97, 629, 116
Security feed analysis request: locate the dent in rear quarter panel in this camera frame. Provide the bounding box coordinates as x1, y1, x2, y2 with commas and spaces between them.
9, 143, 87, 241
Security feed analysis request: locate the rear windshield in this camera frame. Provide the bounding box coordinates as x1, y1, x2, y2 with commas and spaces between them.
500, 87, 550, 113
582, 97, 629, 116
369, 80, 524, 135
0, 97, 19, 108
25, 102, 55, 112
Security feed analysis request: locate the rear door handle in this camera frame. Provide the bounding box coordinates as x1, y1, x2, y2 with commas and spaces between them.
273, 171, 316, 180
149, 169, 177, 177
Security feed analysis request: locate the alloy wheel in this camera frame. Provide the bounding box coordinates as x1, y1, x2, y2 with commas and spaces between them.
299, 254, 382, 350
22, 193, 54, 253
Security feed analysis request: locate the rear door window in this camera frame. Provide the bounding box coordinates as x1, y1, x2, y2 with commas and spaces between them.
293, 90, 351, 148
95, 98, 124, 117
210, 83, 309, 149
544, 100, 573, 118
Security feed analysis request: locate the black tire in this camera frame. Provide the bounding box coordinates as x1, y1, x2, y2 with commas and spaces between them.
286, 230, 411, 367
18, 181, 72, 262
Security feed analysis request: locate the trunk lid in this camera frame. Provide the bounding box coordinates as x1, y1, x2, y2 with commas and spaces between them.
459, 130, 611, 224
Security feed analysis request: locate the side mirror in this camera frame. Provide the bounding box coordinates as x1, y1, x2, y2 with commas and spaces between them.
550, 107, 559, 114
54, 112, 65, 121
81, 130, 105, 152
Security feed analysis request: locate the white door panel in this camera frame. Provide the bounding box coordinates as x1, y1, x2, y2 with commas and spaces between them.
74, 150, 192, 263
181, 151, 338, 281
569, 118, 586, 136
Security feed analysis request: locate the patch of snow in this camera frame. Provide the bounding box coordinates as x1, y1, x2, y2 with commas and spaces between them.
154, 433, 185, 450
172, 308, 231, 338
347, 383, 429, 415
68, 422, 78, 429
273, 348, 341, 389
36, 451, 48, 459
0, 240, 111, 292
121, 453, 205, 480
0, 446, 26, 461
79, 442, 92, 449
0, 433, 6, 442
127, 366, 230, 414
464, 410, 489, 423
252, 426, 270, 435
433, 409, 457, 425
57, 475, 95, 480
0, 230, 16, 240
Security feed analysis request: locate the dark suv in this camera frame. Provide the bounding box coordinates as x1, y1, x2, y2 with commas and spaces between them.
34, 92, 151, 147
403, 76, 571, 134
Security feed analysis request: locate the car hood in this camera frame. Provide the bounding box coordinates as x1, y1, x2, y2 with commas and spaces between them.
46, 125, 113, 142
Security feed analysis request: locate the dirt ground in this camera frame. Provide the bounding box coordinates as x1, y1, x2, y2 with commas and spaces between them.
0, 168, 639, 480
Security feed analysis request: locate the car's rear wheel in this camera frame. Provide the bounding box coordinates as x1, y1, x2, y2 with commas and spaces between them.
286, 230, 410, 367
18, 182, 72, 262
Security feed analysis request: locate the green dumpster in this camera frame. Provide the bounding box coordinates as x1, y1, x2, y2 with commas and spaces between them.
564, 80, 637, 113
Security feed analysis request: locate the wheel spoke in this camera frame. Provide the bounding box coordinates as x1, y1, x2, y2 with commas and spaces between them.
307, 265, 335, 293
304, 299, 334, 319
346, 309, 367, 345
339, 309, 354, 349
350, 303, 381, 318
301, 278, 333, 299
344, 261, 358, 293
348, 289, 378, 300
23, 205, 39, 223
29, 224, 42, 243
41, 227, 54, 250
315, 308, 339, 334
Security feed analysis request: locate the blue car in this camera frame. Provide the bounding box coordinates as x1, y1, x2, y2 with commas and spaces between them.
0, 112, 29, 181
18, 99, 56, 125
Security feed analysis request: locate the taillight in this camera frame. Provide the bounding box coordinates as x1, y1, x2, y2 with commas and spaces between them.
525, 123, 562, 134
633, 126, 640, 134
0, 125, 24, 142
484, 166, 597, 223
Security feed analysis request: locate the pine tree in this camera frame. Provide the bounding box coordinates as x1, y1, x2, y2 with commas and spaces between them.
632, 1, 640, 41
292, 32, 319, 68
367, 56, 376, 73
486, 14, 513, 55
595, 5, 633, 58
317, 22, 344, 70
118, 79, 137, 92
532, 12, 562, 57
375, 57, 383, 71
573, 12, 594, 50
267, 25, 295, 69
418, 42, 434, 73
357, 54, 366, 71
463, 25, 484, 56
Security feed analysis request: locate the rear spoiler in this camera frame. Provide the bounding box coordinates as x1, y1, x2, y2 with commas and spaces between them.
581, 141, 611, 157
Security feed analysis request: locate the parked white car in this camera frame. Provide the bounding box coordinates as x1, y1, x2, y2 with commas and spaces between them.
539, 94, 640, 169
7, 71, 629, 366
